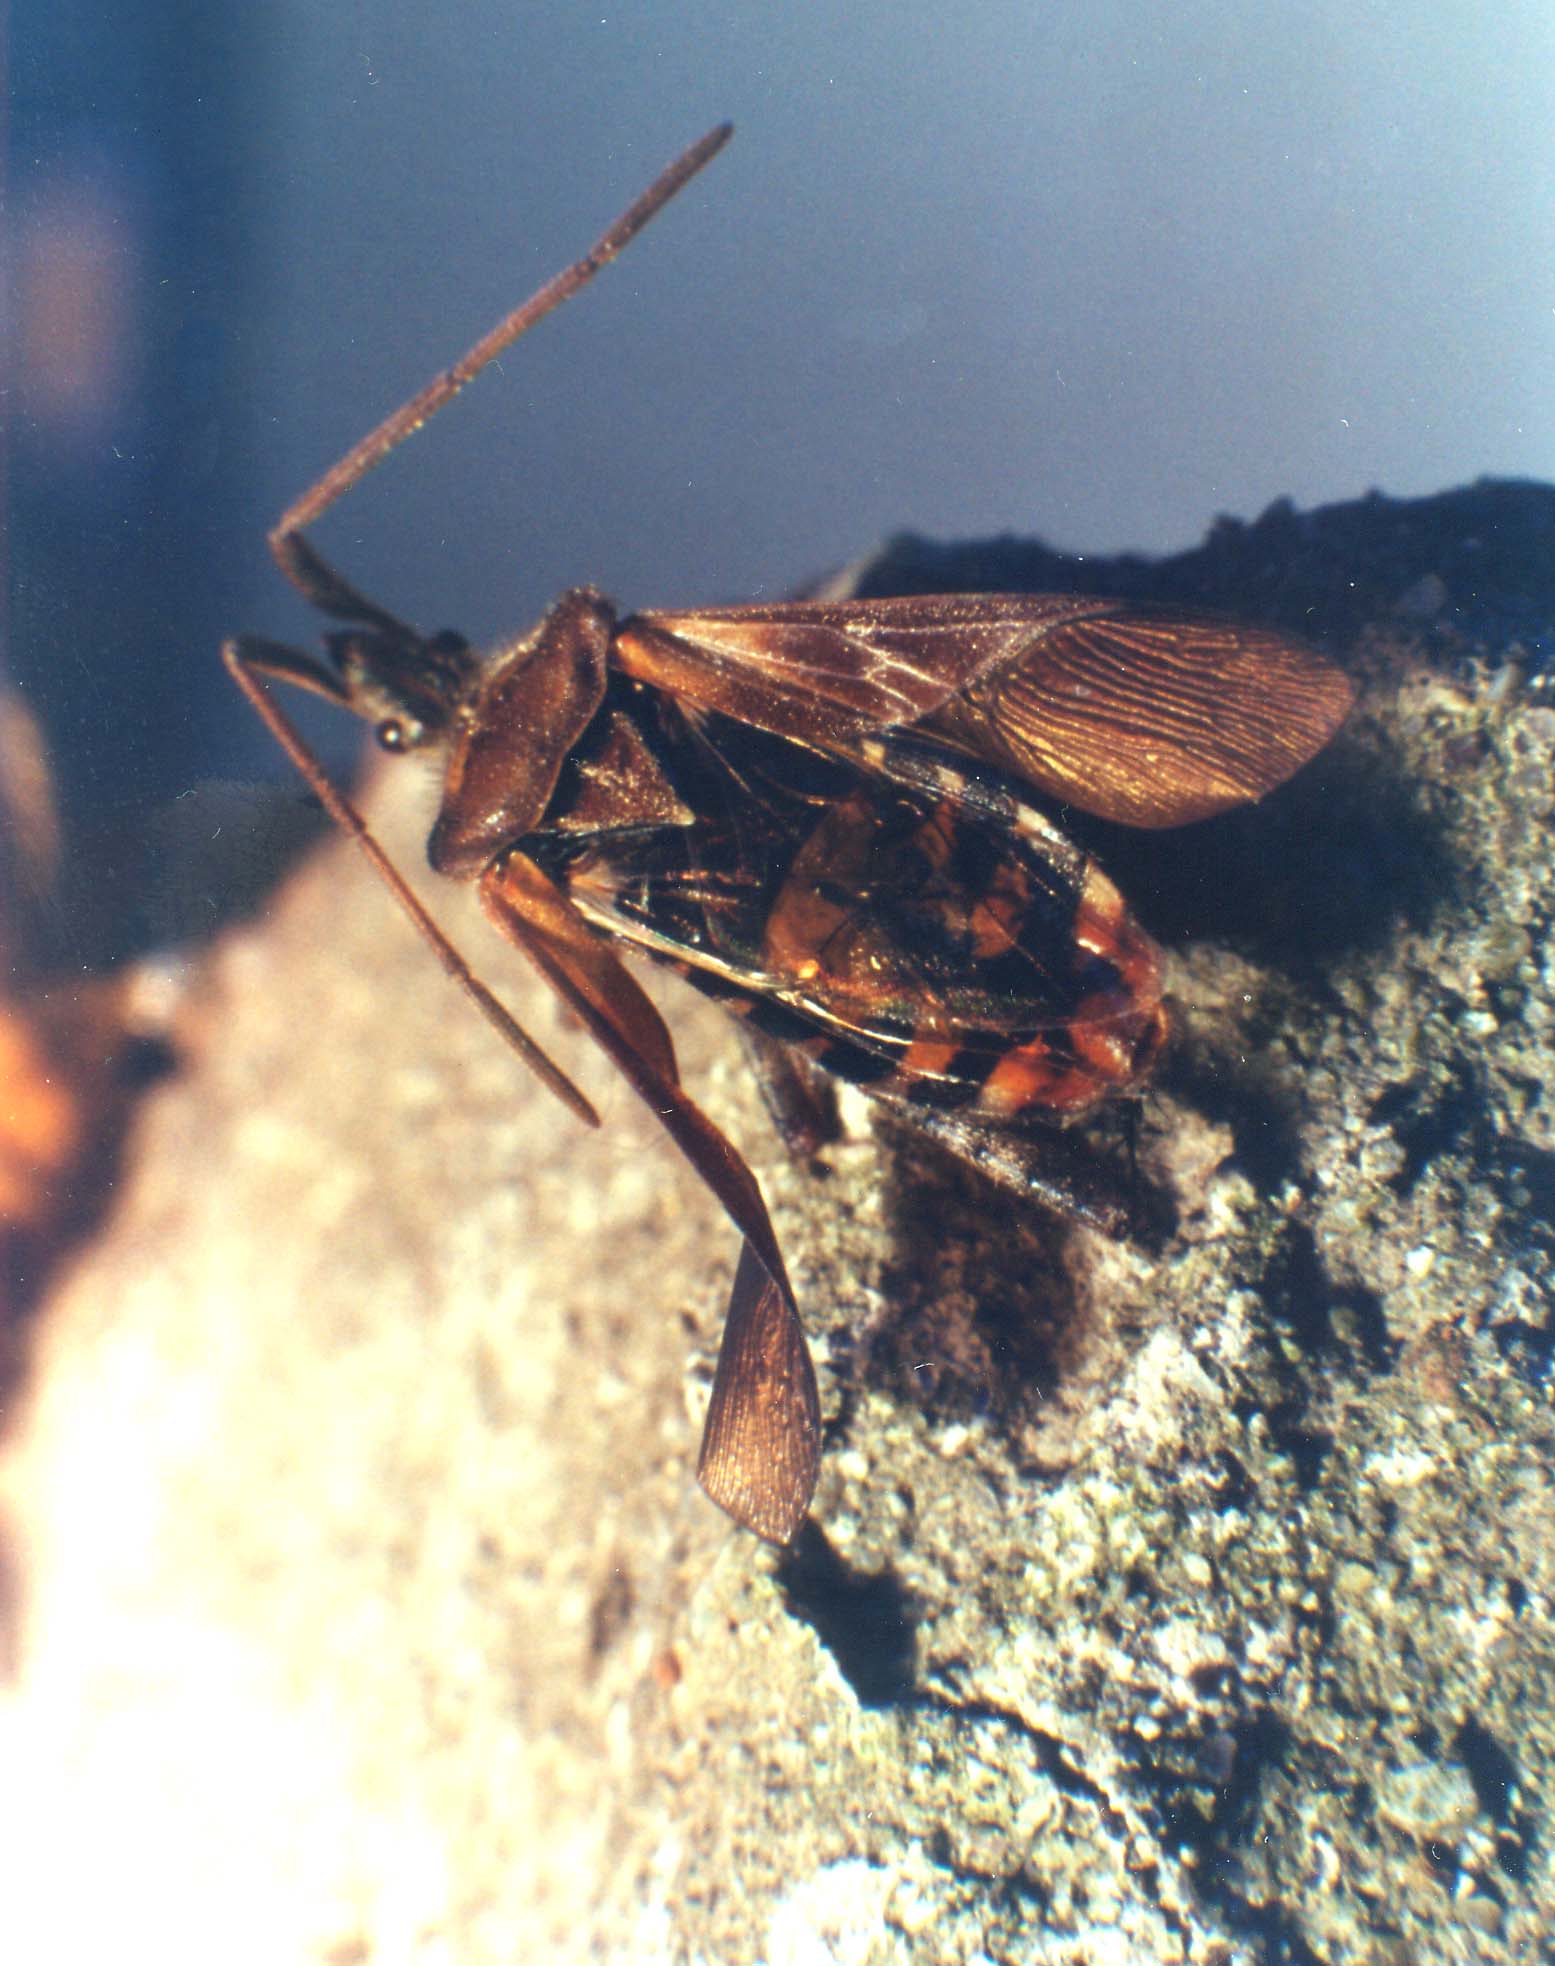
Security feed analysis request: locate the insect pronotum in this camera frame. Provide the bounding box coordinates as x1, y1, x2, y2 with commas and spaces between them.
227, 124, 1352, 1544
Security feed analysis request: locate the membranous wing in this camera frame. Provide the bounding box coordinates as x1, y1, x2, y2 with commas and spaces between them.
614, 593, 1353, 829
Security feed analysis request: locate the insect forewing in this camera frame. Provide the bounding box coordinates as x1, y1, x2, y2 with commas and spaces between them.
616, 595, 1352, 827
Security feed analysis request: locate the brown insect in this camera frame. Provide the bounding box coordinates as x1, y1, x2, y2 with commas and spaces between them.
226, 125, 1352, 1544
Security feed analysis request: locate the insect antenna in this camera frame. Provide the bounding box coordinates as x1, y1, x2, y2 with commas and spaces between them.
224, 635, 600, 1129
269, 121, 735, 599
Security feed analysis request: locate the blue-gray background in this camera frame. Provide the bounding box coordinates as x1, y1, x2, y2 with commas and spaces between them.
9, 1, 1554, 941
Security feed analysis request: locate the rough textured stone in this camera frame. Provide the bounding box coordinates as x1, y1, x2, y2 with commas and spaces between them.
2, 480, 1553, 1963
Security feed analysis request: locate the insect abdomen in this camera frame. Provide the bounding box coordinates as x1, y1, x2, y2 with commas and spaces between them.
546, 729, 1165, 1118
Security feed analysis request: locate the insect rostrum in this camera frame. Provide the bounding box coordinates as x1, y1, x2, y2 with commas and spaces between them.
226, 125, 1352, 1546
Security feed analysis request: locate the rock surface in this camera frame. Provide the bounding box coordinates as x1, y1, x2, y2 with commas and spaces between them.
2, 480, 1554, 1963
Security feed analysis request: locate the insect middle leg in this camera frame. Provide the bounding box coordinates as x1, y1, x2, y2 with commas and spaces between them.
736, 1025, 842, 1160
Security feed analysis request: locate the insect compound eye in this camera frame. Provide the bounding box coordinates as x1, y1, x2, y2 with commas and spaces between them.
375, 717, 409, 753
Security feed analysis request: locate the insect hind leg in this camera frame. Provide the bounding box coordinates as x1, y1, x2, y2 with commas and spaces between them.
874, 1099, 1144, 1240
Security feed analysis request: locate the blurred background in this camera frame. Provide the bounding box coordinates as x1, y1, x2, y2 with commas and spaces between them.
7, 0, 1555, 959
